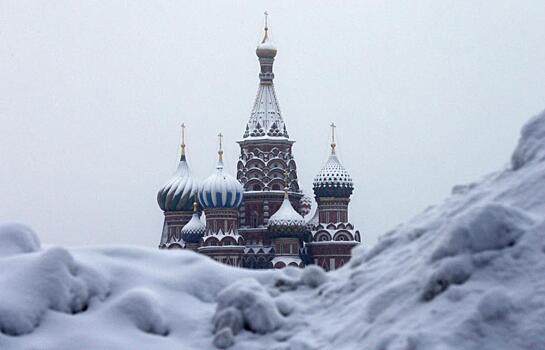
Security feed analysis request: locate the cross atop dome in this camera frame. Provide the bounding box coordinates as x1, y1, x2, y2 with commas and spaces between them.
330, 122, 337, 154
217, 132, 224, 165
180, 123, 186, 159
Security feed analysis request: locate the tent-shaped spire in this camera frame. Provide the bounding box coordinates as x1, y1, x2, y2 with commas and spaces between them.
243, 12, 288, 140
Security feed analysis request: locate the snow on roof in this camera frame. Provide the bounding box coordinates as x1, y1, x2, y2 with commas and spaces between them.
267, 195, 306, 230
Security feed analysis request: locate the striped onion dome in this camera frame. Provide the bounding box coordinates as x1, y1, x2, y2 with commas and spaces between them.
268, 193, 306, 233
313, 152, 354, 198
199, 156, 243, 209
157, 152, 199, 212
180, 203, 206, 243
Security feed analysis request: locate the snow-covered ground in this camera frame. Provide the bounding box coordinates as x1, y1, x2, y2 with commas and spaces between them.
1, 109, 545, 350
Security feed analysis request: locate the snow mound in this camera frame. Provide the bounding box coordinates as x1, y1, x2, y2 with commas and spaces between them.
214, 278, 283, 335
512, 109, 545, 170
0, 246, 108, 336
108, 288, 169, 336
0, 223, 40, 257
430, 203, 534, 262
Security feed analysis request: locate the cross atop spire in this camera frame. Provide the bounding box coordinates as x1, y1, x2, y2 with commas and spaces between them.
330, 122, 337, 154
217, 132, 224, 163
178, 123, 187, 160
262, 11, 269, 43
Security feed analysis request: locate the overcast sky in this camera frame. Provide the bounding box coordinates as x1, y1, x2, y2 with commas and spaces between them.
1, 1, 544, 247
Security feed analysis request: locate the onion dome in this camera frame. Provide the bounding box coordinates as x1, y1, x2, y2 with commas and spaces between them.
268, 173, 306, 232
180, 202, 206, 243
313, 123, 354, 198
256, 12, 277, 59
157, 124, 199, 211
199, 133, 244, 209
268, 193, 306, 233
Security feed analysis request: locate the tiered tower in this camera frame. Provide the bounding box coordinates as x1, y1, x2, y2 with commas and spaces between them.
237, 16, 304, 256
305, 124, 361, 271
157, 124, 200, 249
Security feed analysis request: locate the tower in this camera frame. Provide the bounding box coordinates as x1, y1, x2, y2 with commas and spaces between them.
267, 171, 309, 268
198, 133, 245, 267
305, 124, 361, 271
157, 124, 200, 249
237, 14, 304, 250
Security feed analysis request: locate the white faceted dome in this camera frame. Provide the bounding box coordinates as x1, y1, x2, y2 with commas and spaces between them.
199, 160, 244, 209
268, 196, 306, 232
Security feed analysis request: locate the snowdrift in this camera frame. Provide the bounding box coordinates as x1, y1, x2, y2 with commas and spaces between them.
1, 110, 544, 350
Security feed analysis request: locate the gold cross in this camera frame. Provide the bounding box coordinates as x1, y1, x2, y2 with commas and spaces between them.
180, 123, 186, 154
217, 132, 224, 161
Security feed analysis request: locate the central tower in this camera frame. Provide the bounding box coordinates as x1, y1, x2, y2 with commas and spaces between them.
236, 16, 303, 251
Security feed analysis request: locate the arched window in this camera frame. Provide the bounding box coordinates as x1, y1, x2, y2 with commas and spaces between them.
272, 184, 281, 190
253, 184, 262, 191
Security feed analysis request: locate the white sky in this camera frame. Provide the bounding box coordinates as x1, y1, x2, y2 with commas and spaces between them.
1, 1, 545, 247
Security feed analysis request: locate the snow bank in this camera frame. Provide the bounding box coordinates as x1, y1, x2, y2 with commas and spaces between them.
0, 233, 108, 336
512, 109, 545, 170
0, 223, 40, 257
1, 110, 545, 349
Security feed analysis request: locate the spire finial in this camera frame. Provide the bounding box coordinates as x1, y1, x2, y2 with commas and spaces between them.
330, 122, 337, 154
262, 11, 269, 43
283, 168, 289, 199
217, 132, 224, 162
180, 123, 186, 158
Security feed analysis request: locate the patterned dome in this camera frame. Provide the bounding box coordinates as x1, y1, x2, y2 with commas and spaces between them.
180, 205, 206, 244
157, 154, 199, 212
268, 195, 306, 233
199, 158, 244, 209
313, 153, 354, 198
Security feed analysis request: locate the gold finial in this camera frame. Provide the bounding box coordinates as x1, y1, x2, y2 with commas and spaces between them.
262, 11, 269, 43
180, 123, 186, 156
218, 132, 224, 162
193, 200, 198, 213
283, 168, 289, 199
330, 122, 337, 154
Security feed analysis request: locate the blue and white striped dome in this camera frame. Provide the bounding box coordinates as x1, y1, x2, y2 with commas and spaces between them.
199, 159, 244, 209
157, 154, 199, 212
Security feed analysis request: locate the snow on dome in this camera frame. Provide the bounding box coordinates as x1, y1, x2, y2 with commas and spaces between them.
256, 40, 277, 59
199, 159, 244, 209
256, 28, 277, 59
180, 207, 206, 244
157, 155, 199, 212
313, 153, 354, 198
268, 195, 306, 232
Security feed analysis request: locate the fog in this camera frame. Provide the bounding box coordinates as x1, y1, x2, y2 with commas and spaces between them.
1, 1, 544, 247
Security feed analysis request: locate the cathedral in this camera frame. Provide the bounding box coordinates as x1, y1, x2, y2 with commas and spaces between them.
157, 20, 361, 271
